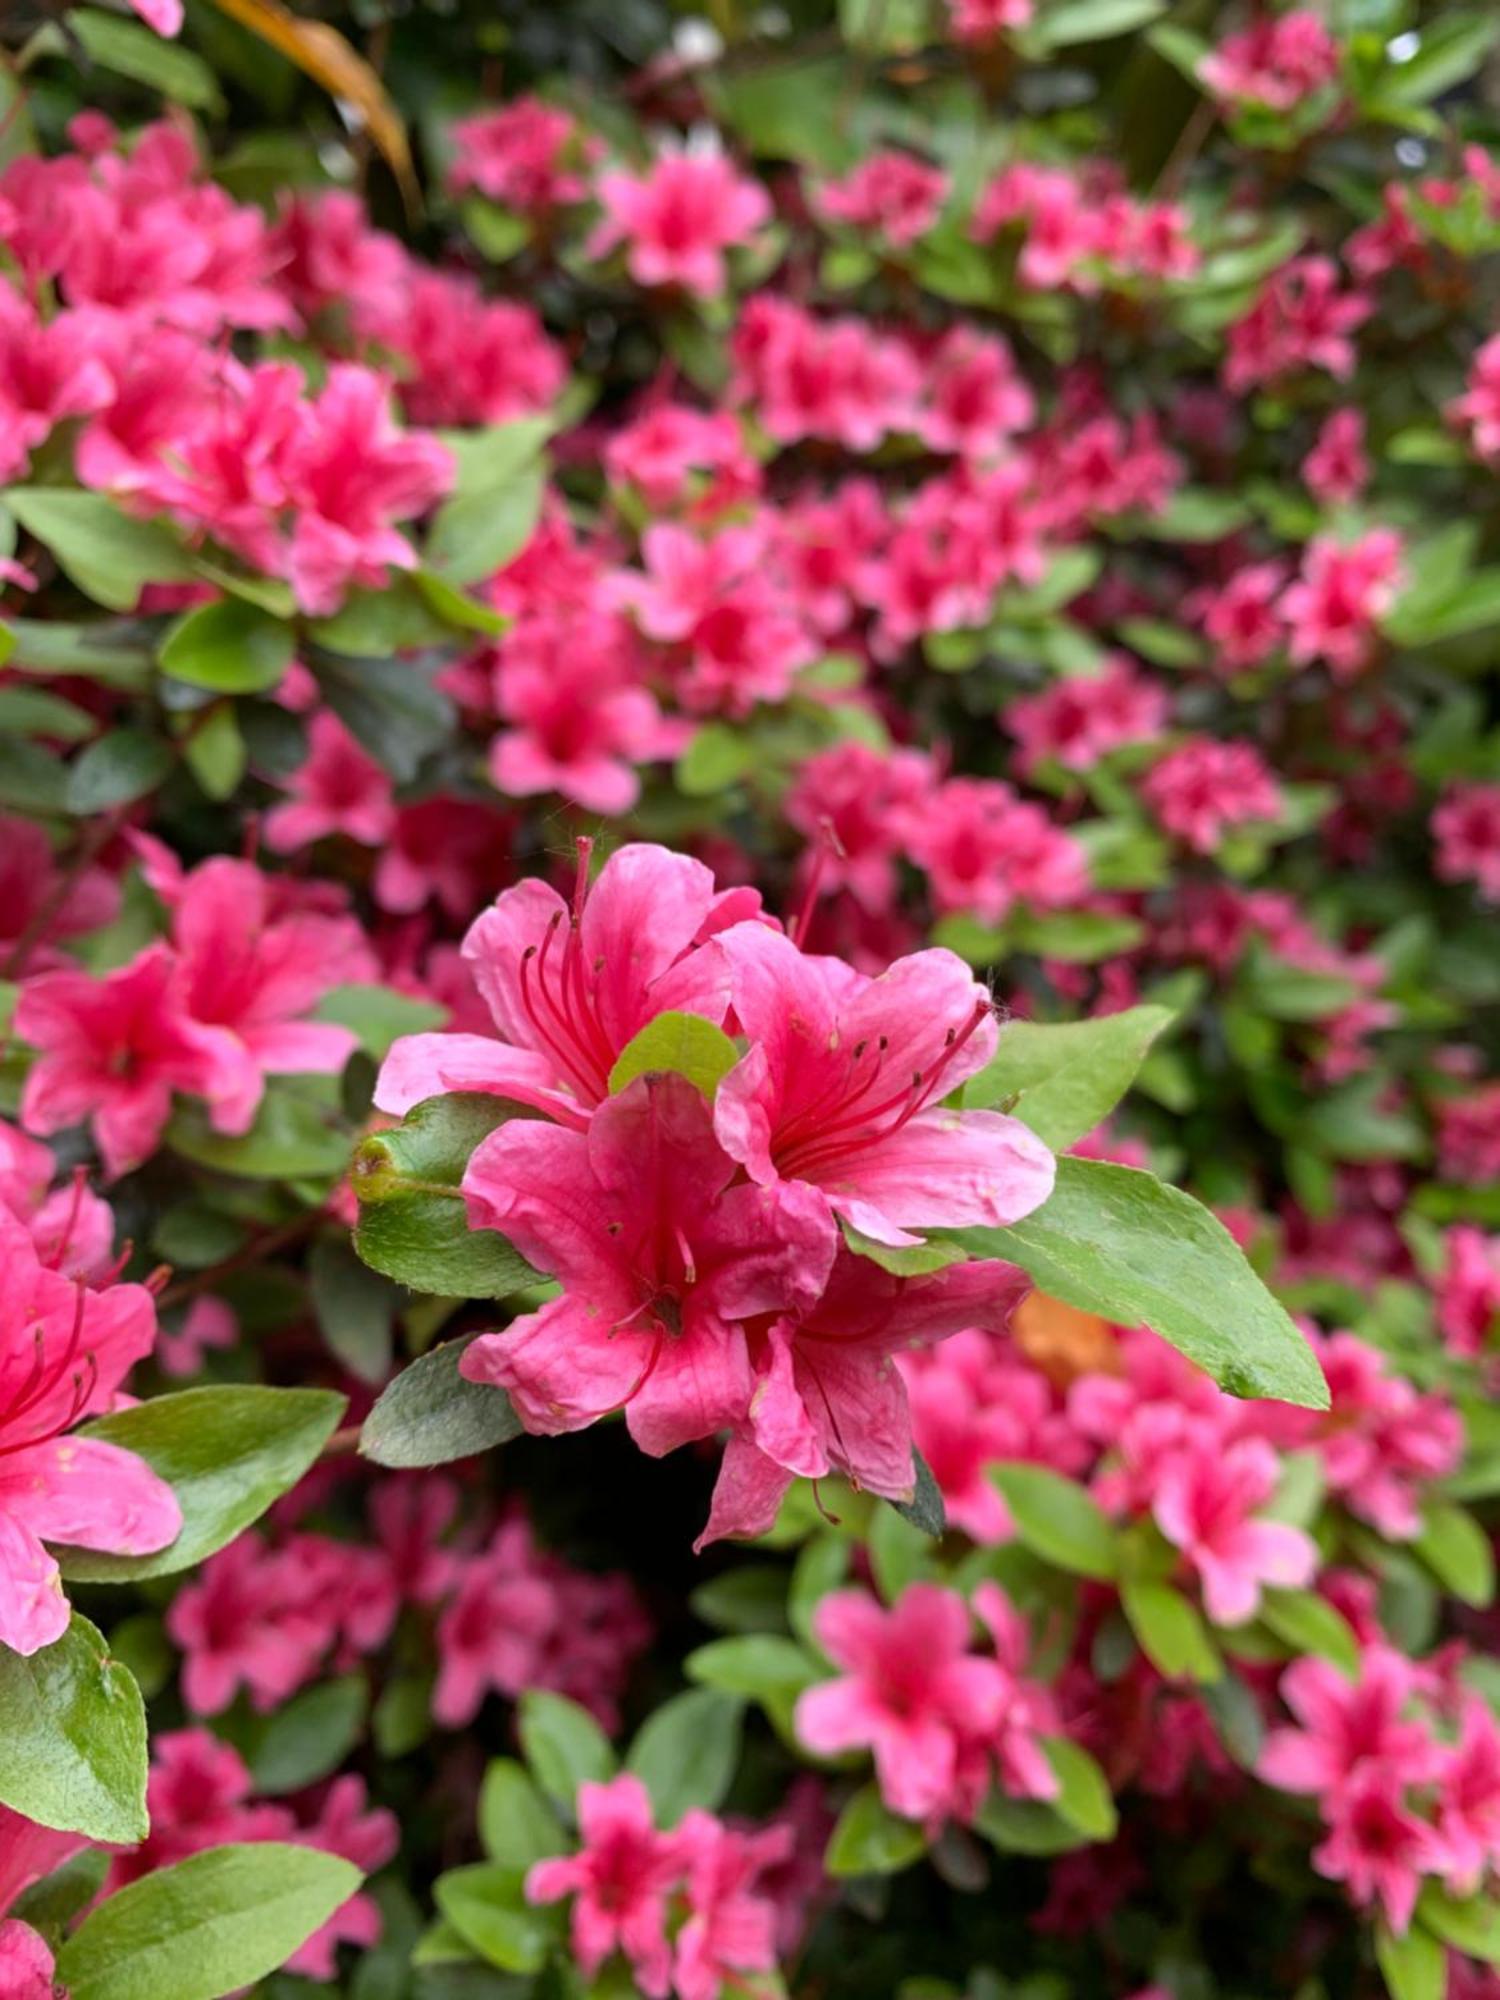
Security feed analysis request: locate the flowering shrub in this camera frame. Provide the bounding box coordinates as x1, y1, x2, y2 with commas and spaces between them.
1, 1, 1500, 1997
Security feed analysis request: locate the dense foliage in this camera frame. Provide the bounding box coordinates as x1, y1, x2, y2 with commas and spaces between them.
1, 0, 1500, 1996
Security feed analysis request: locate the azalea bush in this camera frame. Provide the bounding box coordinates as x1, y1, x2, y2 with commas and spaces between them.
2, 0, 1500, 1995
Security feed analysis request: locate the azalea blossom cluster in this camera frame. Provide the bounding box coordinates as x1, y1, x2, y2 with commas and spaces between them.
4, 0, 1500, 1995
375, 840, 1054, 1543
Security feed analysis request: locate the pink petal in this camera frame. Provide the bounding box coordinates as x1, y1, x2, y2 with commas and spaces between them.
0, 1516, 69, 1657
374, 1031, 578, 1124
4, 1437, 181, 1557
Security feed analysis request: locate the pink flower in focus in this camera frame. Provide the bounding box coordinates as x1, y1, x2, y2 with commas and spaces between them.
1434, 783, 1500, 901
591, 150, 770, 298
376, 841, 732, 1126
0, 1209, 178, 1654
460, 1074, 834, 1459
713, 923, 1055, 1247
1152, 1435, 1317, 1625
264, 711, 396, 854
815, 152, 949, 247
526, 1775, 684, 1997
16, 943, 241, 1179
796, 1585, 1009, 1825
702, 1251, 1031, 1548
1142, 738, 1283, 854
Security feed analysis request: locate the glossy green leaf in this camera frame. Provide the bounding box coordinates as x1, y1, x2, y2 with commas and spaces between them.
964, 1006, 1175, 1149
0, 1614, 147, 1843
608, 1012, 741, 1100
518, 1690, 616, 1806
825, 1784, 926, 1876
991, 1464, 1119, 1580
359, 1334, 523, 1468
625, 1688, 745, 1824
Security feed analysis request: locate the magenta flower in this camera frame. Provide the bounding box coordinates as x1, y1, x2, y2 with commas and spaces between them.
1437, 1699, 1500, 1896
713, 924, 1055, 1247
1260, 1648, 1449, 1799
0, 1919, 57, 2000
1312, 1772, 1450, 1934
700, 1252, 1030, 1548
377, 842, 733, 1128
16, 943, 239, 1179
263, 711, 396, 855
672, 1813, 791, 2000
795, 1584, 1010, 1826
166, 857, 363, 1133
590, 150, 770, 298
460, 1074, 833, 1452
0, 1805, 84, 1917
527, 1774, 686, 1997
1152, 1435, 1316, 1626
0, 1209, 180, 1655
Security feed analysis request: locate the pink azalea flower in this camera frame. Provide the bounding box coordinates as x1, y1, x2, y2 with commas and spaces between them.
527, 1774, 686, 1997
0, 1805, 85, 1915
906, 777, 1088, 924
1225, 256, 1371, 394
1434, 782, 1500, 902
1142, 738, 1283, 854
1293, 1330, 1462, 1540
784, 742, 936, 916
1152, 1435, 1317, 1626
1199, 10, 1340, 109
702, 1251, 1031, 1548
1281, 528, 1404, 678
604, 403, 759, 511
972, 1581, 1062, 1801
1437, 1699, 1500, 1896
916, 327, 1036, 457
1004, 658, 1168, 775
0, 1116, 114, 1280
0, 1920, 57, 2000
1260, 1648, 1449, 1798
264, 711, 397, 854
712, 923, 1055, 1247
373, 798, 513, 921
1437, 1226, 1500, 1357
1312, 1773, 1450, 1933
165, 1532, 335, 1715
672, 1813, 791, 2000
1450, 333, 1500, 463
0, 1209, 179, 1655
285, 1777, 399, 1979
164, 857, 362, 1133
461, 1074, 834, 1458
796, 1584, 1010, 1826
126, 0, 184, 41
156, 1295, 238, 1379
376, 841, 732, 1127
0, 296, 114, 482
378, 272, 564, 428
1303, 407, 1370, 506
1198, 561, 1288, 673
590, 150, 770, 298
447, 98, 597, 213
815, 152, 949, 247
16, 943, 240, 1180
109, 1728, 296, 1885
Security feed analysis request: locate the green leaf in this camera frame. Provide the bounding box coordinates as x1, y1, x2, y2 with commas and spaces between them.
518, 1690, 616, 1807
183, 705, 247, 802
676, 723, 755, 797
840, 1222, 968, 1278
159, 599, 294, 694
250, 1675, 367, 1795
891, 1449, 947, 1538
167, 1085, 350, 1180
57, 1386, 345, 1584
608, 1013, 741, 1100
686, 1635, 821, 1706
1041, 1737, 1117, 1841
65, 727, 172, 812
1257, 1588, 1361, 1678
825, 1784, 926, 1876
964, 1006, 1175, 1149
460, 198, 532, 263
948, 1158, 1328, 1409
1373, 11, 1500, 105
437, 418, 554, 496
869, 1502, 933, 1603
0, 685, 95, 741
1374, 1917, 1445, 2000
0, 1614, 147, 1842
625, 1688, 745, 1823
359, 1334, 523, 1469
4, 489, 197, 610
991, 1464, 1119, 1580
314, 654, 453, 786
1032, 0, 1166, 46
478, 1759, 565, 1869
1416, 1885, 1500, 1965
837, 0, 930, 53
66, 7, 224, 108
1414, 1500, 1496, 1607
689, 1566, 791, 1636
1121, 1579, 1221, 1684
352, 1092, 539, 1298
308, 1237, 397, 1384
1008, 909, 1146, 964
427, 461, 546, 588
434, 1865, 553, 1974
974, 1792, 1087, 1855
55, 1844, 362, 2000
